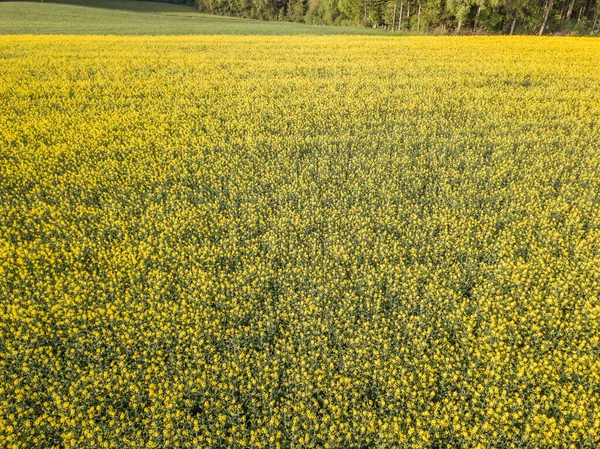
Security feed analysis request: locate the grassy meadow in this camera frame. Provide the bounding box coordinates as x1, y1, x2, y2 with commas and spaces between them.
2, 34, 600, 448
0, 1, 386, 34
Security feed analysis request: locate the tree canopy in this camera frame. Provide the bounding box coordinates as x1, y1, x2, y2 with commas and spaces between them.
195, 0, 599, 33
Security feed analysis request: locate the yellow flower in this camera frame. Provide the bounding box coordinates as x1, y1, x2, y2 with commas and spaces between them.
1, 34, 599, 449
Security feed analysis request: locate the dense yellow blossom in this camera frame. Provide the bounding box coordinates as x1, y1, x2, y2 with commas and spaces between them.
1, 35, 600, 448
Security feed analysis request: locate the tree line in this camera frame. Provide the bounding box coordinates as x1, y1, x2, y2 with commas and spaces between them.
195, 0, 600, 33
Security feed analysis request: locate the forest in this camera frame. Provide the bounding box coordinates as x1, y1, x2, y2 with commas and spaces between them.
195, 0, 600, 33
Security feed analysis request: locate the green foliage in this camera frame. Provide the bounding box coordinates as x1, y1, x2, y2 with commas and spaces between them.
195, 0, 600, 34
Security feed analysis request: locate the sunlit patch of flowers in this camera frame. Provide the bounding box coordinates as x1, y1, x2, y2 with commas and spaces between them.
1, 35, 600, 448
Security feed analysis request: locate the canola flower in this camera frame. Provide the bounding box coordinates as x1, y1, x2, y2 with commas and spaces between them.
0, 35, 600, 448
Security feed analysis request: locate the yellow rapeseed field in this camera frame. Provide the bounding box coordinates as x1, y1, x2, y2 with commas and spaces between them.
1, 36, 600, 448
